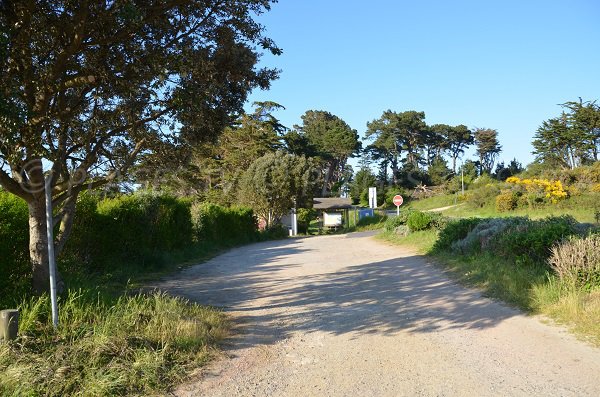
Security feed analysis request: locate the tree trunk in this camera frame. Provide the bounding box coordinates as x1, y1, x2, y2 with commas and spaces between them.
321, 161, 335, 197
28, 194, 63, 295
390, 157, 399, 186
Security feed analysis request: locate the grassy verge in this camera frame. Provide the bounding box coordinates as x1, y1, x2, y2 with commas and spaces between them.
376, 229, 438, 253
382, 227, 600, 346
440, 203, 597, 223
406, 193, 458, 211
0, 290, 227, 396
0, 233, 290, 396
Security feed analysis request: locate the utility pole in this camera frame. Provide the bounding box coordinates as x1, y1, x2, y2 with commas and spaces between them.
461, 164, 465, 196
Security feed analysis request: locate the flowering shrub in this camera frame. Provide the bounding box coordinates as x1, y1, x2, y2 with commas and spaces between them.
495, 190, 518, 212
505, 176, 568, 204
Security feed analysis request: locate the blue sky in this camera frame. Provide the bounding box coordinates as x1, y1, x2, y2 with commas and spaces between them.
247, 0, 600, 169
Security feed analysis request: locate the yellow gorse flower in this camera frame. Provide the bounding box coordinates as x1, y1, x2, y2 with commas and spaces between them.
505, 176, 568, 203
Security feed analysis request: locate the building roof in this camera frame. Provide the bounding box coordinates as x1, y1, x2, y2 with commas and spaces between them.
313, 197, 353, 210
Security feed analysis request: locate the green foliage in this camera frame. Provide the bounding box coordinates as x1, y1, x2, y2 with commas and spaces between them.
291, 110, 361, 196
0, 290, 227, 396
532, 99, 600, 169
428, 212, 450, 231
240, 152, 317, 227
88, 193, 193, 267
296, 208, 317, 234
349, 168, 376, 205
494, 158, 524, 181
1, 190, 264, 307
356, 214, 387, 228
0, 192, 30, 306
384, 214, 409, 232
433, 218, 483, 252
406, 211, 434, 231
474, 128, 502, 174
465, 181, 500, 208
0, 1, 281, 290
258, 224, 290, 240
427, 156, 452, 185
439, 216, 579, 267
496, 216, 579, 266
191, 203, 257, 245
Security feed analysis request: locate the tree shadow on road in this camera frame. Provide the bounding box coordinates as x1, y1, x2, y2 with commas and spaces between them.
157, 236, 520, 349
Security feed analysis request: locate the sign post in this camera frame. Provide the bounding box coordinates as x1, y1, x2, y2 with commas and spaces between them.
393, 194, 404, 216
45, 173, 59, 328
368, 187, 377, 209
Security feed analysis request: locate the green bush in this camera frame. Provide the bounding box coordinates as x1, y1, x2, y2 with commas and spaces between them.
384, 215, 407, 232
384, 209, 418, 232
428, 212, 450, 231
433, 218, 483, 251
191, 202, 257, 245
0, 191, 31, 306
449, 217, 529, 255
259, 224, 289, 240
297, 208, 316, 234
356, 213, 386, 228
495, 216, 579, 266
92, 193, 193, 266
407, 211, 434, 231
466, 184, 500, 208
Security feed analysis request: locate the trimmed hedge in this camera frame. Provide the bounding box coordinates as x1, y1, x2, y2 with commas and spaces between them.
0, 192, 31, 303
191, 203, 257, 245
1, 191, 261, 304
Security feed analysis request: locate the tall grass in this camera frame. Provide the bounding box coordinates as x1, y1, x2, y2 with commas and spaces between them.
0, 290, 227, 396
381, 220, 600, 345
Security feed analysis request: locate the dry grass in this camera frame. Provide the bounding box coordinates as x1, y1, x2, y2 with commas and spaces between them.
533, 282, 600, 346
0, 290, 228, 396
549, 235, 600, 289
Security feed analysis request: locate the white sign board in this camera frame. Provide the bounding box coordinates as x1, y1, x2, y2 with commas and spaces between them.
368, 187, 377, 208
323, 212, 343, 227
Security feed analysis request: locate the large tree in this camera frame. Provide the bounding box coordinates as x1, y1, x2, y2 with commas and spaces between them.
365, 110, 428, 184
0, 1, 280, 293
239, 151, 317, 228
562, 99, 600, 161
532, 115, 581, 169
474, 128, 502, 174
442, 124, 473, 173
289, 110, 360, 197
135, 101, 285, 199
533, 99, 600, 168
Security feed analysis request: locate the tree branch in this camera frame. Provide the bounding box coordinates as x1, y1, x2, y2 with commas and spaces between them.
0, 167, 32, 201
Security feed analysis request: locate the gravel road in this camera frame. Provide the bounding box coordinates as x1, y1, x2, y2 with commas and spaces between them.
156, 232, 600, 397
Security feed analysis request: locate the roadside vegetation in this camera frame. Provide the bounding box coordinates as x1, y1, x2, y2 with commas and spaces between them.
380, 195, 600, 345
1, 0, 599, 392
0, 291, 227, 396
0, 190, 286, 396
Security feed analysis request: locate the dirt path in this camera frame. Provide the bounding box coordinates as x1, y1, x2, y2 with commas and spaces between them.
425, 204, 464, 212
156, 232, 600, 396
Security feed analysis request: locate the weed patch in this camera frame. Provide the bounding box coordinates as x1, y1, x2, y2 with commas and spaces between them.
0, 290, 227, 396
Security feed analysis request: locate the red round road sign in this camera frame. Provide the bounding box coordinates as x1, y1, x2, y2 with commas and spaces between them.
393, 195, 404, 206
